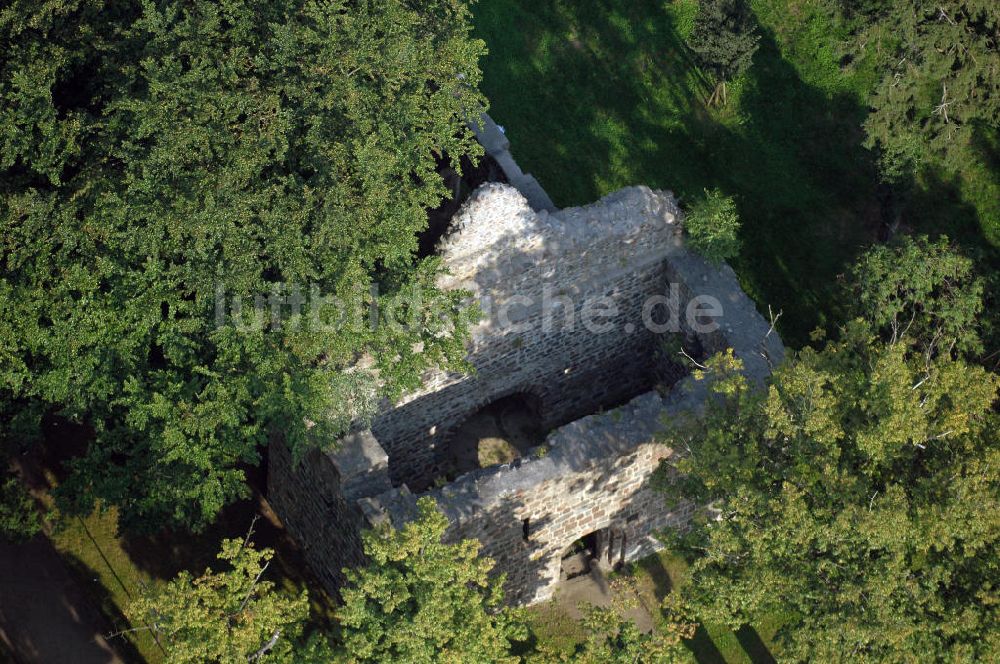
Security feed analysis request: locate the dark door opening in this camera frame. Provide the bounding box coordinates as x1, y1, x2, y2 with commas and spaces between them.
559, 527, 626, 581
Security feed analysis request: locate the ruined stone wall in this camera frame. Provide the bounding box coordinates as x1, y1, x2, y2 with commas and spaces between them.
371, 184, 685, 489
267, 428, 394, 592
268, 179, 785, 606
434, 441, 682, 606
267, 440, 367, 593
370, 389, 696, 604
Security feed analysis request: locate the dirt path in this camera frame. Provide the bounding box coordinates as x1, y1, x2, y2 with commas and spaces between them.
0, 536, 123, 664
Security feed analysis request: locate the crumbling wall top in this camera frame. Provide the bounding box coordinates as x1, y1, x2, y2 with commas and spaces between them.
436, 183, 682, 291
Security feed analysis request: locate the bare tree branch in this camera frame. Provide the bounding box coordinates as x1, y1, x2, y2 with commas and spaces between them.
248, 629, 281, 662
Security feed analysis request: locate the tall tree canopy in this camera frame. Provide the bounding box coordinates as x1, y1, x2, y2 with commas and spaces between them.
858, 0, 1000, 181
125, 535, 332, 663
659, 308, 1000, 657
335, 497, 528, 663
0, 0, 485, 532
849, 234, 984, 357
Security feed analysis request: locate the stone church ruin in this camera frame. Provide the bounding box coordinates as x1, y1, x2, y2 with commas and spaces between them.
268, 118, 785, 606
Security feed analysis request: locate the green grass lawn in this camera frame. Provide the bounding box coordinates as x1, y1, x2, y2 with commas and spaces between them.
473, 0, 998, 348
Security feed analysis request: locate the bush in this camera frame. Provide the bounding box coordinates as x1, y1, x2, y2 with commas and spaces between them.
684, 188, 742, 264
1, 472, 41, 543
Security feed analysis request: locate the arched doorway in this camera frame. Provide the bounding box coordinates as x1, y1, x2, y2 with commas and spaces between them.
559, 527, 626, 580
446, 392, 544, 478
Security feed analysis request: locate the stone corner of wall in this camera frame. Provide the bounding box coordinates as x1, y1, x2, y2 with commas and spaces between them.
326, 429, 393, 501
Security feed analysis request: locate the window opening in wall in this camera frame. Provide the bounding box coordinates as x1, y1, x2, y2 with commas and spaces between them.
445, 392, 545, 479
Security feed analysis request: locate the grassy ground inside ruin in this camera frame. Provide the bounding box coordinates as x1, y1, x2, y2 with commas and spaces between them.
473, 0, 999, 348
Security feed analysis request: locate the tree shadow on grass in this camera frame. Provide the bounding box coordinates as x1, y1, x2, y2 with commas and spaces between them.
685, 625, 729, 664
735, 625, 778, 664
625, 551, 782, 664
474, 0, 882, 346
58, 551, 154, 663
119, 491, 338, 629
0, 533, 147, 664
24, 416, 336, 628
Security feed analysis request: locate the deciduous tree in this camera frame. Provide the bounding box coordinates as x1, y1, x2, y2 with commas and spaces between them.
124, 535, 331, 663
0, 0, 485, 532
335, 497, 528, 663
0, 469, 41, 543
850, 234, 984, 358
659, 325, 1000, 661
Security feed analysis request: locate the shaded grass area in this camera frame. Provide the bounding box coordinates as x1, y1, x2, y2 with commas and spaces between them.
16, 421, 336, 664
475, 0, 880, 346
49, 508, 164, 662
474, 0, 999, 347
41, 497, 337, 664
631, 552, 784, 664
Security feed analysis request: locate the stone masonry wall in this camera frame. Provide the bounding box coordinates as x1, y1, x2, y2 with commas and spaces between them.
268, 180, 785, 605
371, 390, 696, 604
371, 184, 685, 489
267, 427, 394, 592
367, 290, 782, 606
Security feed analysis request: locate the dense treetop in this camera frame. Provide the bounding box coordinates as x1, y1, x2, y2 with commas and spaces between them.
659, 241, 1000, 661
858, 0, 1000, 181
125, 535, 332, 663
336, 497, 528, 663
0, 0, 485, 532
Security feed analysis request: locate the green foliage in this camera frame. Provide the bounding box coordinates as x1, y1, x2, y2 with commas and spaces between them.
671, 0, 701, 40
0, 470, 41, 543
336, 497, 528, 663
660, 321, 1000, 660
683, 188, 742, 264
687, 0, 760, 84
851, 235, 984, 357
125, 537, 330, 663
532, 604, 693, 663
858, 0, 1000, 182
0, 0, 486, 532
